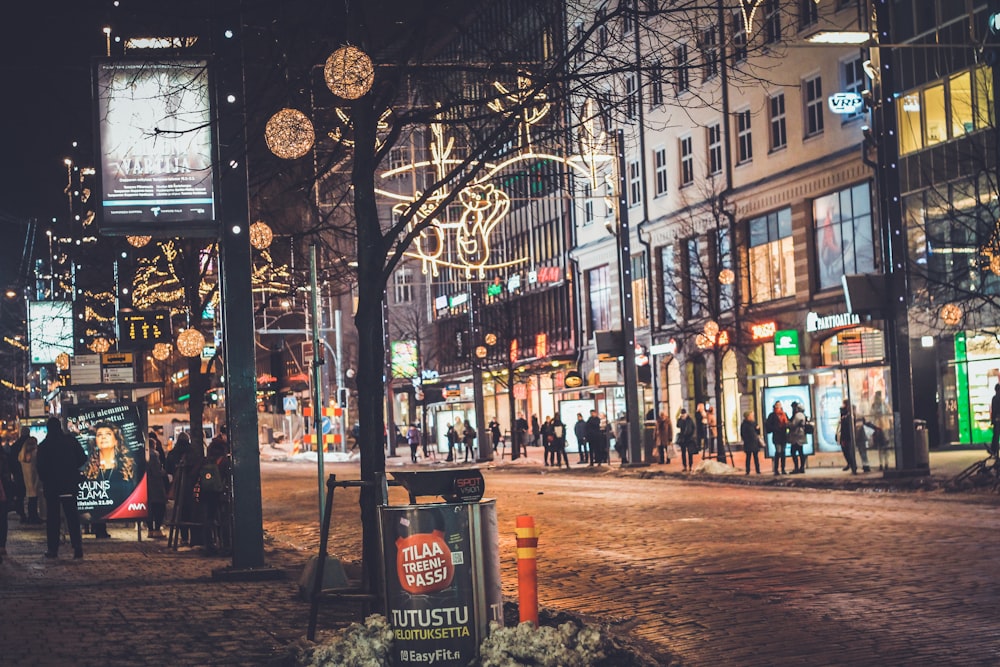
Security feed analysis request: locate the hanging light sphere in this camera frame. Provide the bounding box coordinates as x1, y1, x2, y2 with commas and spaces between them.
939, 304, 963, 327
177, 329, 206, 357
703, 320, 720, 339
324, 45, 375, 100
718, 268, 735, 285
152, 342, 172, 361
249, 221, 274, 250
55, 352, 70, 370
90, 337, 111, 353
126, 235, 151, 248
265, 108, 315, 159
990, 254, 1000, 276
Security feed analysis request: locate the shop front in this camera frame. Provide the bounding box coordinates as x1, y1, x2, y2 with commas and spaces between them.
945, 330, 1000, 446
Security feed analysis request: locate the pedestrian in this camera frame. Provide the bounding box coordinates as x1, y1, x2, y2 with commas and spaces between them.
541, 416, 555, 466
445, 423, 458, 462
462, 420, 476, 462
197, 437, 231, 555
515, 413, 529, 457
991, 383, 1000, 457
7, 426, 29, 522
574, 413, 588, 464
18, 432, 43, 523
764, 401, 789, 475
675, 408, 696, 472
614, 414, 629, 465
166, 431, 196, 546
788, 401, 807, 474
585, 410, 605, 466
870, 390, 892, 470
407, 423, 420, 463
36, 417, 87, 559
695, 403, 708, 457
854, 409, 872, 473
740, 411, 762, 475
705, 405, 718, 460
656, 411, 673, 464
146, 434, 168, 538
530, 415, 540, 448
489, 418, 502, 454
838, 400, 858, 474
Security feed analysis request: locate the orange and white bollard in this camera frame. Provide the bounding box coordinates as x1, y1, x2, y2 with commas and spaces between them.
515, 515, 540, 625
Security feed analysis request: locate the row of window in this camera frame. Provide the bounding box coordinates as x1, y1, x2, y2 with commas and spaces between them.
584, 181, 874, 335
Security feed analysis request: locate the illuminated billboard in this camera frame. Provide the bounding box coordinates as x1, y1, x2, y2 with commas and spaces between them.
93, 58, 216, 234
28, 301, 74, 365
391, 340, 419, 379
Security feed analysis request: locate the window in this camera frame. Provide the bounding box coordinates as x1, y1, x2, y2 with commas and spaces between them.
644, 0, 659, 10
659, 245, 680, 324
598, 8, 608, 49
394, 268, 413, 303
700, 26, 717, 81
923, 82, 946, 145
389, 146, 408, 171
736, 109, 752, 164
748, 208, 795, 302
707, 123, 722, 175
574, 22, 586, 64
679, 136, 694, 187
649, 61, 664, 108
628, 159, 642, 207
588, 265, 612, 333
583, 182, 594, 224
764, 0, 781, 44
731, 12, 747, 63
950, 71, 974, 137
621, 0, 633, 34
684, 237, 705, 318
598, 89, 613, 132
632, 252, 649, 328
625, 73, 638, 120
897, 66, 991, 156
769, 92, 787, 150
799, 0, 818, 29
654, 147, 668, 196
813, 182, 875, 290
842, 55, 866, 121
674, 43, 690, 94
804, 75, 824, 137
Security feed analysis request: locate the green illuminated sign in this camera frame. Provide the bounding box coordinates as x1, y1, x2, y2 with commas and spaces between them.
773, 330, 800, 356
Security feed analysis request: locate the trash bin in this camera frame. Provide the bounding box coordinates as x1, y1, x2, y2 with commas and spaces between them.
642, 422, 656, 463
913, 419, 929, 469
381, 470, 502, 667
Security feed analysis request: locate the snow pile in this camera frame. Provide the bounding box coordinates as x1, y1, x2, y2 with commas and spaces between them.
691, 459, 741, 475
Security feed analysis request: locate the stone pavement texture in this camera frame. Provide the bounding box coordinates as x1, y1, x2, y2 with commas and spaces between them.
0, 447, 994, 666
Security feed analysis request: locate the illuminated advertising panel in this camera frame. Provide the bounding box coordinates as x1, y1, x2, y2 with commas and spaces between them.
391, 340, 419, 379
28, 301, 74, 365
761, 384, 815, 458
94, 58, 215, 233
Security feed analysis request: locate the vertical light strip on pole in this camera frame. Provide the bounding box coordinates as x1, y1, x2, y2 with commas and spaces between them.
614, 130, 643, 464
310, 245, 326, 518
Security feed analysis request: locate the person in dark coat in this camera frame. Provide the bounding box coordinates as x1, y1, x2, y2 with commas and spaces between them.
540, 416, 555, 466
656, 411, 673, 465
741, 411, 762, 475
36, 417, 87, 559
445, 423, 458, 462
462, 420, 476, 462
551, 416, 569, 468
764, 401, 789, 475
574, 413, 588, 464
788, 402, 808, 474
676, 408, 697, 472
488, 418, 502, 454
839, 400, 858, 474
584, 410, 605, 466
145, 434, 168, 538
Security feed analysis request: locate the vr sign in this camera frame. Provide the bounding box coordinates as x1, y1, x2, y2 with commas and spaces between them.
828, 92, 864, 115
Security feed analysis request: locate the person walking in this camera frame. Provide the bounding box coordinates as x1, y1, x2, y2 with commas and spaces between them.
740, 411, 762, 475
7, 426, 29, 522
695, 403, 708, 458
406, 423, 420, 463
676, 408, 696, 472
462, 420, 476, 462
585, 410, 605, 466
540, 416, 555, 466
530, 415, 540, 449
839, 400, 858, 474
788, 401, 808, 474
445, 423, 458, 462
705, 405, 719, 461
765, 401, 789, 475
489, 418, 502, 454
18, 432, 42, 523
574, 413, 588, 464
145, 434, 168, 538
614, 414, 629, 465
656, 411, 673, 465
551, 416, 569, 468
36, 417, 87, 559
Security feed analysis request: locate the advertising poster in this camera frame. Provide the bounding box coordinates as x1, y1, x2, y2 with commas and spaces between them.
381, 502, 502, 667
761, 385, 815, 458
65, 403, 148, 522
28, 301, 74, 365
94, 59, 215, 229
391, 340, 419, 379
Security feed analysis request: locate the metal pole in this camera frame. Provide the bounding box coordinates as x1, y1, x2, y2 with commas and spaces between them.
335, 308, 346, 452
613, 130, 643, 465
310, 245, 326, 519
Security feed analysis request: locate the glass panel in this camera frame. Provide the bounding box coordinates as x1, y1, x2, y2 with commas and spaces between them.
949, 72, 974, 137
923, 84, 946, 145
749, 217, 768, 247
975, 67, 993, 129
897, 94, 923, 154
778, 236, 796, 298
777, 207, 792, 238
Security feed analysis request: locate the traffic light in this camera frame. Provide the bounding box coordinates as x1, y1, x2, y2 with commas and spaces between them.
337, 387, 348, 408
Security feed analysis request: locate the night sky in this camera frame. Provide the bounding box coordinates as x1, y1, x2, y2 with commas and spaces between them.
0, 2, 107, 286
